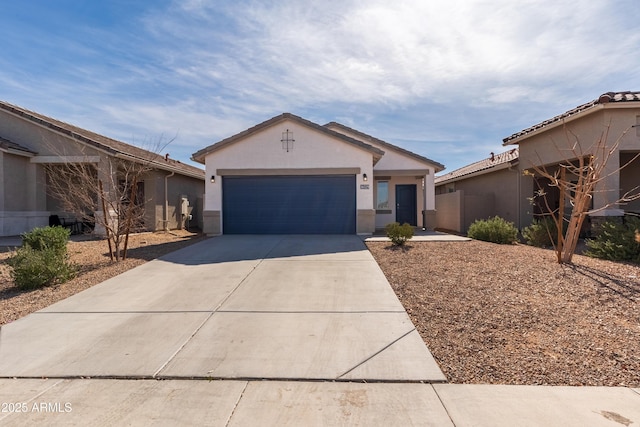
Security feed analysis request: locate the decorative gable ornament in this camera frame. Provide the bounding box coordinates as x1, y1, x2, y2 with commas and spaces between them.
281, 129, 294, 152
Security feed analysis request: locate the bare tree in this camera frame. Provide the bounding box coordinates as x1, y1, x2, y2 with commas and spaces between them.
525, 123, 640, 264
44, 138, 172, 262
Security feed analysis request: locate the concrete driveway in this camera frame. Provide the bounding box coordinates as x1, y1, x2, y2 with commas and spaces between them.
3, 235, 639, 426
0, 235, 444, 382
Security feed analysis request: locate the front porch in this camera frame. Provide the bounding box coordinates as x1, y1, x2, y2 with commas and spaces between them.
373, 170, 436, 231
523, 149, 640, 235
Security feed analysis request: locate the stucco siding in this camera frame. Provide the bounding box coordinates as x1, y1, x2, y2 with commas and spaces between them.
620, 152, 640, 213
516, 106, 640, 221
435, 167, 519, 232
146, 170, 204, 231
0, 110, 92, 158
374, 175, 426, 229
204, 119, 374, 231
435, 191, 463, 232
3, 153, 30, 210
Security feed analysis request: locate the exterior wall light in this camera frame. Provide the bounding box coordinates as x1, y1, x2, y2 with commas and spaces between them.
210, 175, 216, 183
363, 173, 368, 182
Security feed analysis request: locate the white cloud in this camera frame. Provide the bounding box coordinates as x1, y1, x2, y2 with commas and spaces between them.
4, 0, 638, 170
139, 0, 637, 112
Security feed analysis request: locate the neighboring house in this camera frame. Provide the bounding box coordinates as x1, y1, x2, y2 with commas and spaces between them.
435, 91, 640, 235
504, 91, 640, 231
0, 101, 205, 237
434, 149, 519, 233
191, 113, 444, 235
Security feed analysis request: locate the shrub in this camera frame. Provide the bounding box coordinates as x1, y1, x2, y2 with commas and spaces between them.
584, 217, 640, 262
522, 217, 560, 247
467, 216, 518, 244
21, 226, 70, 254
8, 226, 76, 290
385, 222, 414, 246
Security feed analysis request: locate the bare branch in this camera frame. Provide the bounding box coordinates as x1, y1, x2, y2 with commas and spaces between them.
526, 121, 636, 263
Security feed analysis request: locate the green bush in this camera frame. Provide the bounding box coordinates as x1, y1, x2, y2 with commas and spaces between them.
8, 226, 76, 290
585, 217, 640, 262
385, 222, 414, 246
21, 226, 70, 254
467, 216, 518, 244
522, 217, 561, 247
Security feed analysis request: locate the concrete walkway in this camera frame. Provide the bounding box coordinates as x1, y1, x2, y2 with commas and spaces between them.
364, 229, 472, 242
1, 235, 639, 425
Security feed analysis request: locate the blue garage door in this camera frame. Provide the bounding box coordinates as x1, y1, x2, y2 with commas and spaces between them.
223, 175, 356, 234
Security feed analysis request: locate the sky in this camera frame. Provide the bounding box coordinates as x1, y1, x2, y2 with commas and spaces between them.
1, 0, 639, 174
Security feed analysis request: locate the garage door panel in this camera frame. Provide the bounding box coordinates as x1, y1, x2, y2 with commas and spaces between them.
223, 176, 356, 234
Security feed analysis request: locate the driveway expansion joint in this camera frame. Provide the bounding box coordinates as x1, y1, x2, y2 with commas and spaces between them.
337, 328, 417, 379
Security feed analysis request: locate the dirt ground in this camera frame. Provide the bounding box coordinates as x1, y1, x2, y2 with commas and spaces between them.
367, 240, 640, 386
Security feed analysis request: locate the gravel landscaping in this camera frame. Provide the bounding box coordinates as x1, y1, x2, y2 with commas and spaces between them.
367, 240, 640, 386
0, 230, 207, 325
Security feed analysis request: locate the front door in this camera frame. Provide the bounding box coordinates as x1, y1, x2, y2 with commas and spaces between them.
396, 184, 417, 226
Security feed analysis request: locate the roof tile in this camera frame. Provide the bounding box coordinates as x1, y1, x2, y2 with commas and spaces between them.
0, 100, 204, 179
435, 148, 518, 184
503, 91, 640, 144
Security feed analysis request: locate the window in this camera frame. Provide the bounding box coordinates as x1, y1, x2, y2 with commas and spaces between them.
376, 181, 389, 209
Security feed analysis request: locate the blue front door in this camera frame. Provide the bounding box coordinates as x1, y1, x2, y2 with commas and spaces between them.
395, 184, 417, 226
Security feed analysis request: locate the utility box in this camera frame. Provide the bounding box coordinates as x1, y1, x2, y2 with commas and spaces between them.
181, 196, 190, 216
180, 195, 193, 230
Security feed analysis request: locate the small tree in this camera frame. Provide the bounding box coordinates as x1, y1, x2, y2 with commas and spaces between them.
525, 123, 640, 264
44, 138, 172, 262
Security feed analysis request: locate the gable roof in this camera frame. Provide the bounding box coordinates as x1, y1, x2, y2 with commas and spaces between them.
325, 122, 445, 172
0, 136, 37, 156
503, 91, 640, 145
0, 100, 204, 179
191, 113, 385, 164
435, 148, 518, 185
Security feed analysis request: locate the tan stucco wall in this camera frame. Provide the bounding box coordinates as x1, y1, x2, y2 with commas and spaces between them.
373, 175, 426, 229
516, 105, 640, 222
0, 108, 205, 236
0, 109, 94, 158
3, 152, 31, 210
435, 166, 519, 232
435, 191, 464, 232
620, 152, 640, 213
147, 170, 204, 231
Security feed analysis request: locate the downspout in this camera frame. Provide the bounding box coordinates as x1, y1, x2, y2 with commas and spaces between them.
164, 171, 175, 231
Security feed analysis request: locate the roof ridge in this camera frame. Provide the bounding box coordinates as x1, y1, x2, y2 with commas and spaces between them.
503, 91, 640, 144
191, 113, 386, 163
0, 100, 204, 178
435, 148, 518, 183
324, 121, 445, 171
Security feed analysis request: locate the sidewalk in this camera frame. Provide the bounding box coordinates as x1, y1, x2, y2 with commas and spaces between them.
1, 379, 638, 425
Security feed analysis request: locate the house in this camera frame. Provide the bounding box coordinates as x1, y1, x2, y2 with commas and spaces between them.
434, 91, 640, 235
434, 148, 519, 233
504, 91, 640, 231
0, 101, 205, 237
191, 113, 444, 235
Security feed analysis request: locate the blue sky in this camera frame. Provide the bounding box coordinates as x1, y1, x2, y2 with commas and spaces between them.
1, 0, 639, 173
